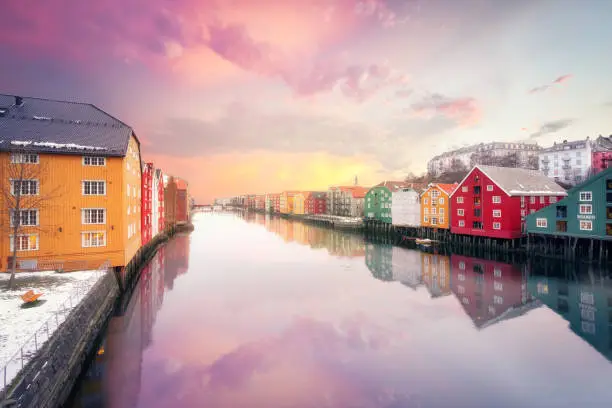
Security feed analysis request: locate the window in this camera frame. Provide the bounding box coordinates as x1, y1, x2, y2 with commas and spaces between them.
431, 190, 439, 198
431, 207, 437, 215
494, 281, 503, 291
459, 262, 465, 270
550, 196, 557, 203
492, 196, 501, 204
82, 209, 106, 224
539, 196, 545, 204
493, 295, 504, 305
423, 198, 428, 205
11, 153, 39, 164
457, 285, 465, 294
521, 209, 526, 216
494, 267, 502, 278
458, 220, 465, 227
82, 231, 106, 248
579, 191, 592, 201
439, 208, 444, 215
530, 196, 536, 204
439, 198, 444, 204
83, 156, 105, 166
474, 208, 481, 217
10, 209, 38, 226
486, 185, 493, 191
10, 179, 39, 195
127, 162, 131, 170
424, 208, 429, 215
461, 186, 468, 192
439, 217, 444, 224
431, 217, 437, 225
10, 234, 39, 251
456, 196, 464, 203
493, 209, 501, 218
536, 218, 548, 228
127, 184, 130, 197
473, 221, 483, 229
493, 222, 501, 230
82, 181, 105, 195
579, 204, 592, 215
424, 216, 429, 223
457, 209, 464, 216
607, 179, 612, 190
579, 220, 592, 231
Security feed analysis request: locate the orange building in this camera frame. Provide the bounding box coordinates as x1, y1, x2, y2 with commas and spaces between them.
279, 191, 300, 214
419, 183, 457, 229
0, 94, 142, 272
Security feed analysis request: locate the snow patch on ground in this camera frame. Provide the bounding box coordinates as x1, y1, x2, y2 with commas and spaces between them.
0, 270, 104, 391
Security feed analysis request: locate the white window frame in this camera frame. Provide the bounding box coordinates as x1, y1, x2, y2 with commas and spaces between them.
536, 218, 548, 228
81, 208, 106, 225
424, 216, 429, 223
81, 231, 107, 248
439, 208, 444, 215
457, 197, 464, 203
539, 196, 545, 204
439, 197, 444, 204
127, 184, 130, 197
492, 196, 501, 204
424, 208, 429, 215
579, 191, 592, 202
82, 180, 106, 196
423, 198, 429, 205
10, 179, 39, 195
10, 234, 39, 251
431, 207, 437, 215
579, 204, 592, 215
439, 217, 444, 224
486, 185, 493, 191
458, 220, 465, 227
530, 196, 536, 204
550, 196, 557, 203
494, 295, 504, 305
493, 209, 501, 218
579, 220, 593, 231
493, 222, 501, 230
10, 209, 39, 227
11, 153, 39, 164
461, 186, 468, 192
457, 209, 464, 216
82, 156, 106, 166
431, 217, 437, 225
494, 281, 503, 291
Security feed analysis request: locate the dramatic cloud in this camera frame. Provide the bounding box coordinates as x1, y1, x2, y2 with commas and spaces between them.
529, 119, 574, 139
145, 102, 455, 172
528, 74, 573, 94
410, 93, 480, 126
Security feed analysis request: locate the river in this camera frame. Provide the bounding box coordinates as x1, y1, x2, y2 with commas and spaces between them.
65, 212, 612, 408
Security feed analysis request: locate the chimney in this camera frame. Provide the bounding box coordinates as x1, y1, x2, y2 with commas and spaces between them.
15, 96, 23, 106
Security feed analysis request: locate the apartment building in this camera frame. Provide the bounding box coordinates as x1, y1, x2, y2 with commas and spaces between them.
538, 138, 593, 186
0, 94, 142, 271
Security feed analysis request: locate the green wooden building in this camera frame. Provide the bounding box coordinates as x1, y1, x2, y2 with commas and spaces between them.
364, 181, 410, 223
526, 167, 612, 239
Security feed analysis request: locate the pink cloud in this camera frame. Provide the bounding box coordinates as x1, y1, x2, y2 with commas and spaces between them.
410, 93, 481, 126
528, 73, 572, 94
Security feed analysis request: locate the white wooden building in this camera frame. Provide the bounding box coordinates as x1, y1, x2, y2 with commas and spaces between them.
391, 188, 421, 227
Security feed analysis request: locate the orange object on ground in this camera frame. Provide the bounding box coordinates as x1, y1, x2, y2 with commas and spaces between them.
21, 290, 43, 303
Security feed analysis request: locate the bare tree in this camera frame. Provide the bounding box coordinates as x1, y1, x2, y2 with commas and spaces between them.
1, 149, 61, 290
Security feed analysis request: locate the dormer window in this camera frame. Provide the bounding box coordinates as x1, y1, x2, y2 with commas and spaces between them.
83, 156, 105, 166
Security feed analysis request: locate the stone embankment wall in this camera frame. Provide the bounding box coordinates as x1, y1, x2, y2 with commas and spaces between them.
1, 222, 194, 408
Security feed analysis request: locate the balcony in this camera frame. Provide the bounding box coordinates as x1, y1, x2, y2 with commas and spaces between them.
542, 158, 550, 164
562, 164, 571, 170
473, 186, 481, 195
474, 209, 481, 217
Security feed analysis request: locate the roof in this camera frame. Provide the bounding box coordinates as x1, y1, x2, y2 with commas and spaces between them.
175, 178, 188, 190
451, 165, 567, 197
539, 138, 591, 153
374, 180, 413, 192
0, 94, 133, 157
309, 191, 327, 199
351, 187, 369, 198
566, 166, 612, 195
424, 183, 458, 196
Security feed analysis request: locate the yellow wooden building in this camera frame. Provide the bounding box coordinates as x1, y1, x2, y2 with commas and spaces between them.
293, 192, 309, 215
0, 94, 143, 272
279, 191, 300, 214
420, 183, 457, 230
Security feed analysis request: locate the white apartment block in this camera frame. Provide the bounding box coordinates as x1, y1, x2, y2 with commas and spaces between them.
427, 142, 541, 176
538, 137, 593, 186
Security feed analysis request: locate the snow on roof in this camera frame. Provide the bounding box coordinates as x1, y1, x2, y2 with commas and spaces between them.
10, 140, 107, 151
452, 165, 567, 197
374, 180, 413, 192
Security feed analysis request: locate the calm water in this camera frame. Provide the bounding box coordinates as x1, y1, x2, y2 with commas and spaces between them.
67, 212, 612, 408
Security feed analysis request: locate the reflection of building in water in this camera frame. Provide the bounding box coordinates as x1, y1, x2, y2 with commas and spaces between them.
528, 269, 612, 362
293, 222, 309, 245
325, 230, 365, 257
70, 249, 168, 407
278, 219, 295, 242
307, 225, 327, 249
255, 212, 265, 225
421, 253, 451, 297
392, 246, 422, 289
366, 243, 394, 281
450, 255, 539, 330
164, 234, 190, 290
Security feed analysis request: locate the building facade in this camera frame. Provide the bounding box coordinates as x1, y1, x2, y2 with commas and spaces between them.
280, 191, 299, 214
450, 165, 567, 239
428, 142, 540, 176
152, 168, 164, 236
326, 186, 368, 217
538, 138, 593, 186
391, 188, 421, 227
591, 135, 612, 176
255, 195, 265, 211
175, 178, 189, 223
364, 181, 410, 223
305, 191, 326, 214
526, 167, 612, 239
420, 253, 451, 298
293, 192, 307, 215
141, 163, 154, 246
420, 183, 457, 229
0, 94, 142, 271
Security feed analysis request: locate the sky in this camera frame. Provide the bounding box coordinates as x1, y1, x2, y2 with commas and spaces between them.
1, 0, 612, 203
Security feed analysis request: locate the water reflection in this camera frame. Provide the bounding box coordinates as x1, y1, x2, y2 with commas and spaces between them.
68, 215, 612, 408
68, 235, 190, 408
528, 260, 612, 363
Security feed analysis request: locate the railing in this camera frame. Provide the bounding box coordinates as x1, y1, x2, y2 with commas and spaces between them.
1, 261, 110, 398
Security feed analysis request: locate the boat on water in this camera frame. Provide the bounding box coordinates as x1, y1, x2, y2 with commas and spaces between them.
415, 238, 433, 246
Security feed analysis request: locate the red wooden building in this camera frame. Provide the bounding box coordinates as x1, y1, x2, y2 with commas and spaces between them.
141, 162, 154, 245
306, 191, 327, 214
153, 169, 165, 235
449, 254, 536, 329
450, 165, 566, 239
175, 178, 190, 223
255, 195, 265, 210
267, 193, 280, 213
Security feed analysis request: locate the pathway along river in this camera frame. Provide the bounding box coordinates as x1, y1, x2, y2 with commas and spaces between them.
66, 212, 612, 408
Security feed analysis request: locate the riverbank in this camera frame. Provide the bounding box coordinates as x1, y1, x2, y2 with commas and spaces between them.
0, 222, 193, 408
